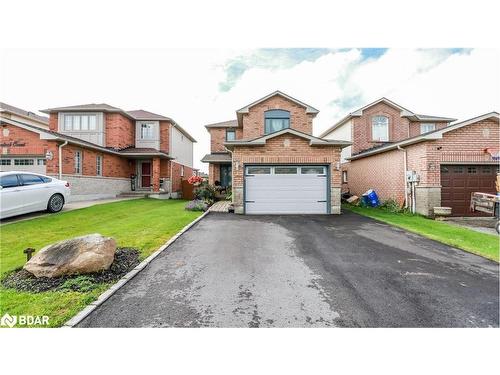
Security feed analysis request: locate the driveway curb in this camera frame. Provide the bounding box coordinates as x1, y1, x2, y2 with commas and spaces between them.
63, 210, 211, 328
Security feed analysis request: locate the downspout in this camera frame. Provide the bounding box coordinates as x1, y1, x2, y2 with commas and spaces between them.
58, 140, 68, 180
397, 145, 409, 209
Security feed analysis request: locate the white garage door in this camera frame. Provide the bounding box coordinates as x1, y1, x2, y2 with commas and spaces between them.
0, 158, 46, 174
245, 165, 328, 214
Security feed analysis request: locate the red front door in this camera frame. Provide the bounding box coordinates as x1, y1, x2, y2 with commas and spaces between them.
141, 162, 151, 188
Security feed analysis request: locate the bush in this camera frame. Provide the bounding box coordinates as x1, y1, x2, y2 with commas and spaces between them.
194, 182, 217, 204
380, 199, 403, 213
225, 186, 232, 201
59, 276, 96, 292
185, 199, 208, 212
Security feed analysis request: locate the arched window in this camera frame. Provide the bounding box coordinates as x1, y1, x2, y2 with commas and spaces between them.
372, 115, 389, 141
264, 110, 290, 134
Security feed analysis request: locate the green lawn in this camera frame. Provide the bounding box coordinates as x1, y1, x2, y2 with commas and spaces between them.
344, 204, 499, 262
0, 199, 202, 327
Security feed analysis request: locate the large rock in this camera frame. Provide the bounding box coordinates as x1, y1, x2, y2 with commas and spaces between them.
24, 234, 116, 278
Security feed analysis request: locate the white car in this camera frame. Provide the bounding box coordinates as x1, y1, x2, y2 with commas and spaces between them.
0, 171, 71, 219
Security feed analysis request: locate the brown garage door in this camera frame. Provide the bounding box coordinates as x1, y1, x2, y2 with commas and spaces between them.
440, 164, 498, 216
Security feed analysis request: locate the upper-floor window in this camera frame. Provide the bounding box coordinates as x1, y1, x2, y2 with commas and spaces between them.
372, 116, 389, 142
140, 123, 154, 140
420, 123, 436, 134
63, 114, 97, 131
265, 110, 290, 134
226, 129, 236, 141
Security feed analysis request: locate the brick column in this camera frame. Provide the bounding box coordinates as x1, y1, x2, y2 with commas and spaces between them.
152, 157, 161, 192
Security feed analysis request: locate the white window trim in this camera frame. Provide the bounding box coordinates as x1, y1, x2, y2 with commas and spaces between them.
60, 112, 100, 132
420, 123, 436, 134
140, 122, 155, 140
180, 165, 184, 177
371, 115, 389, 142
342, 170, 348, 183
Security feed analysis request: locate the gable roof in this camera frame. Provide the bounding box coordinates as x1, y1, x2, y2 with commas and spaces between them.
236, 91, 319, 127
205, 119, 239, 129
223, 127, 351, 150
319, 97, 457, 138
349, 111, 499, 160
0, 102, 49, 125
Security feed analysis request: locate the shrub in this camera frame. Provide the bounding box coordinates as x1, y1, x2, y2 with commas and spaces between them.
194, 182, 217, 204
225, 186, 232, 201
59, 276, 96, 292
380, 199, 403, 213
185, 199, 208, 212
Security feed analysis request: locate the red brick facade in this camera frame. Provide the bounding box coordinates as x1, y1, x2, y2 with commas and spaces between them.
105, 113, 135, 149
242, 95, 314, 139
0, 123, 48, 156
209, 127, 243, 152
351, 102, 411, 154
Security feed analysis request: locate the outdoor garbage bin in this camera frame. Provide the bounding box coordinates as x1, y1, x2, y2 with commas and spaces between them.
362, 189, 380, 207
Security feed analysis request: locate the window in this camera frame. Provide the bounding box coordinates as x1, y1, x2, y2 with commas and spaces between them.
420, 123, 436, 134
226, 129, 236, 141
467, 166, 477, 174
20, 174, 44, 186
14, 159, 34, 165
0, 159, 11, 166
37, 159, 46, 166
264, 110, 290, 134
75, 150, 82, 174
453, 166, 464, 173
62, 114, 98, 131
372, 116, 389, 141
180, 165, 184, 177
482, 166, 492, 173
246, 166, 271, 175
0, 174, 19, 188
301, 166, 325, 175
440, 166, 449, 173
274, 166, 297, 174
41, 176, 52, 183
342, 170, 348, 183
140, 123, 154, 139
96, 155, 103, 176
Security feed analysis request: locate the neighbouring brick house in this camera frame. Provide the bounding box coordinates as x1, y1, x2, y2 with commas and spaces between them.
1, 102, 196, 201
321, 98, 499, 216
1, 102, 51, 173
202, 91, 350, 214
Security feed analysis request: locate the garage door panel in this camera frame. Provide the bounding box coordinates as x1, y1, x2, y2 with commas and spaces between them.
441, 164, 496, 216
245, 166, 328, 215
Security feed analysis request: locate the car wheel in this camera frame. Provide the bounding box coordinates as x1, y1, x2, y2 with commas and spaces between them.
47, 193, 65, 213
496, 221, 500, 234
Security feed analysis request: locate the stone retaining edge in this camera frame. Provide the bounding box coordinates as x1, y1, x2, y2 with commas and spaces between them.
62, 210, 211, 328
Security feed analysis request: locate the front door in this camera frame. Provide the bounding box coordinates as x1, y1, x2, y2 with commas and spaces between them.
140, 161, 151, 189
220, 164, 232, 187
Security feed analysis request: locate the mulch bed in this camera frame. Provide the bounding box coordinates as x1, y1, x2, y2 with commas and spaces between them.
1, 247, 140, 293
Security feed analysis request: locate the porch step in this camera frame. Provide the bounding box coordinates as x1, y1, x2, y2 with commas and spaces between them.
117, 192, 149, 198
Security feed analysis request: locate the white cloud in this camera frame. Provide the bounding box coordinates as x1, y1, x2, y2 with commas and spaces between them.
1, 48, 498, 172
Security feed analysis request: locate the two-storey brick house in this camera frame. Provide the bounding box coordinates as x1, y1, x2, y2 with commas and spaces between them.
202, 91, 350, 214
0, 102, 51, 173
321, 98, 499, 216
2, 103, 196, 201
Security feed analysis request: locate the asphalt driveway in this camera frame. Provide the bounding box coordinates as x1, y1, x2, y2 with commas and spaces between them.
77, 212, 499, 328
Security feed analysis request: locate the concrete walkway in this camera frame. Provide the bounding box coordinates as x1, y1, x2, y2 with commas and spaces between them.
1, 197, 139, 225
209, 200, 231, 213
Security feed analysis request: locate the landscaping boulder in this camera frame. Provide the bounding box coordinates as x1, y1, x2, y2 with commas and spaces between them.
23, 234, 116, 278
